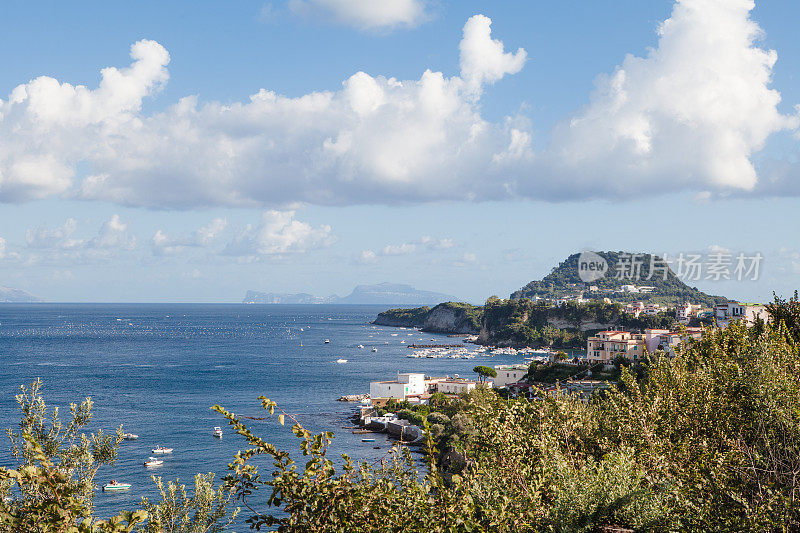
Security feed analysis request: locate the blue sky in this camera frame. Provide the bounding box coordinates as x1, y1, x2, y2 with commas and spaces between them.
1, 0, 799, 303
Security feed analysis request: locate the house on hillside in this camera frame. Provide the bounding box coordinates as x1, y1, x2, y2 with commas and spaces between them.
714, 302, 768, 327
587, 327, 704, 362
586, 331, 646, 363
493, 364, 529, 388
369, 373, 425, 400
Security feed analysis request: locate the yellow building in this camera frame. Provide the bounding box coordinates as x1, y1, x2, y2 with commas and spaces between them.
586, 330, 646, 363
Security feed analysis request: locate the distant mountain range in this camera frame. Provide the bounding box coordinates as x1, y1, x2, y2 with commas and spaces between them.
0, 286, 42, 303
243, 282, 458, 306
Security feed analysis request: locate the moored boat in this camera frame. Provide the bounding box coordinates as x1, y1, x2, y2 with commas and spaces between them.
102, 480, 131, 491
152, 446, 173, 454
143, 457, 163, 467
122, 433, 138, 440
212, 427, 223, 438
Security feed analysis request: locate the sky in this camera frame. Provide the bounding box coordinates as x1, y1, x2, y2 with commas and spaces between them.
1, 0, 799, 303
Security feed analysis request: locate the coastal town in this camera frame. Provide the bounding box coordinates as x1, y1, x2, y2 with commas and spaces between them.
345, 297, 772, 443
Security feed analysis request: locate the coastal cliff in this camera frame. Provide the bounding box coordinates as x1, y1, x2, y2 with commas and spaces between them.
373, 302, 482, 334
376, 297, 679, 349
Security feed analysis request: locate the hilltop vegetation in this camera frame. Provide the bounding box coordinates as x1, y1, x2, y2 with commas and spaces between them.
511, 251, 727, 307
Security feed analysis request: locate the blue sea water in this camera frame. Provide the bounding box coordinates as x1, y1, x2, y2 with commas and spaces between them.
0, 303, 526, 522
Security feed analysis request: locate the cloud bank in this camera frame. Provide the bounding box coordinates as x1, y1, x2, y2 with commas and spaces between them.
288, 0, 432, 31
0, 1, 797, 208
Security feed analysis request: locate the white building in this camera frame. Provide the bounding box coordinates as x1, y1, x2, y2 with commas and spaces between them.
676, 303, 702, 323
369, 372, 426, 400
714, 302, 768, 328
435, 378, 490, 395
493, 364, 529, 388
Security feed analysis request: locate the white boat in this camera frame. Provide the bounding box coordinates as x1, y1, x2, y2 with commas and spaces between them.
152, 446, 173, 454
324, 339, 331, 344
357, 344, 364, 349
122, 433, 138, 440
102, 480, 132, 491
212, 427, 223, 438
372, 347, 378, 352
336, 358, 348, 364
144, 458, 163, 467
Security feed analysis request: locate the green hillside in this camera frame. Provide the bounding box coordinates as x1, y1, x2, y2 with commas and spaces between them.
511, 251, 727, 308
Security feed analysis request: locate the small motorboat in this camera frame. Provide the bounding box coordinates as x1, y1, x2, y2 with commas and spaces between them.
336, 358, 348, 364
371, 347, 378, 352
357, 345, 364, 349
324, 339, 331, 344
102, 480, 131, 492
122, 433, 139, 440
152, 446, 173, 454
143, 457, 163, 467
362, 438, 376, 442
212, 427, 223, 438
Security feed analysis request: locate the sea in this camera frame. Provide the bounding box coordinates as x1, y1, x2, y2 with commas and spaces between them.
0, 303, 527, 522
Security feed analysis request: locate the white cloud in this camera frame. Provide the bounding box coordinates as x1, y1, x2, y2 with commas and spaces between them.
0, 16, 525, 208
152, 217, 227, 255
358, 250, 378, 263
223, 210, 335, 256
534, 0, 799, 198
0, 4, 797, 207
22, 214, 135, 264
91, 214, 135, 250
288, 0, 431, 31
26, 218, 81, 249
455, 252, 477, 266
381, 242, 416, 256
0, 40, 169, 202
459, 14, 526, 95
421, 236, 454, 250
708, 244, 731, 254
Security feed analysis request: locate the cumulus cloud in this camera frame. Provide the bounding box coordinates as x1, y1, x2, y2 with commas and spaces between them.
381, 242, 416, 256
361, 235, 455, 261
223, 210, 335, 256
0, 16, 525, 208
533, 0, 799, 198
22, 214, 135, 264
0, 40, 169, 202
0, 3, 797, 207
421, 235, 454, 250
358, 249, 378, 263
26, 218, 81, 249
459, 14, 526, 95
152, 217, 227, 255
91, 214, 135, 249
288, 0, 431, 31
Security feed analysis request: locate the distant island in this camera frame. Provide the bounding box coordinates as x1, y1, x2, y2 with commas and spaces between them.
0, 285, 42, 303
243, 282, 458, 306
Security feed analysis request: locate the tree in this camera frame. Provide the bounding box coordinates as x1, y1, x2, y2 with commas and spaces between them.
140, 473, 239, 533
4, 379, 122, 514
0, 380, 146, 532
766, 290, 800, 342
472, 365, 496, 383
